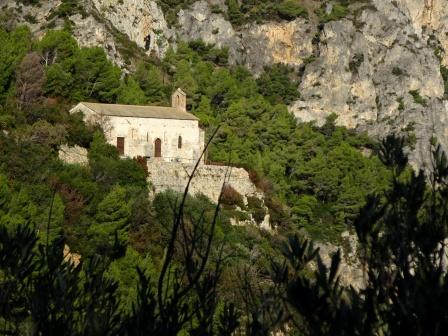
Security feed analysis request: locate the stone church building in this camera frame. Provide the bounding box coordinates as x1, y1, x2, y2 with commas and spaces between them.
71, 88, 205, 163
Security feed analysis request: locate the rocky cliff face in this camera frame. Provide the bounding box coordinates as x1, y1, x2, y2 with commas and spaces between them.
90, 0, 174, 57
292, 0, 448, 168
177, 0, 316, 74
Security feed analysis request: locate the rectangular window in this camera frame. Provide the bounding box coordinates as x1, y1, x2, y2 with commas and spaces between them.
117, 137, 125, 155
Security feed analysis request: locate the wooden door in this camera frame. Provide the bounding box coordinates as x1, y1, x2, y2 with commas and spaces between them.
154, 138, 162, 157
117, 137, 125, 155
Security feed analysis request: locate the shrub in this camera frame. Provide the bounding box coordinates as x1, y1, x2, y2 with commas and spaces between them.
224, 209, 251, 222
396, 97, 405, 111
349, 53, 364, 74
408, 90, 427, 106
441, 65, 448, 97
133, 156, 148, 177
257, 64, 300, 105
247, 196, 263, 210
316, 3, 349, 23
246, 196, 266, 225
24, 14, 37, 24
248, 170, 273, 193
252, 208, 266, 225
264, 196, 291, 228
392, 66, 404, 76
221, 184, 245, 209
276, 0, 308, 20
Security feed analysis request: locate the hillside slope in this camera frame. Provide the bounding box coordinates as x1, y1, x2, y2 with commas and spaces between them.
5, 0, 448, 168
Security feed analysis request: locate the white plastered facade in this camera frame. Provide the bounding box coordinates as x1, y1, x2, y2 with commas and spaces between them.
70, 90, 205, 163
105, 116, 204, 162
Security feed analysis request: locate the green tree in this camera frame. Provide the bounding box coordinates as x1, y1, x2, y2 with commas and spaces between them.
174, 59, 198, 102
37, 194, 65, 245
7, 188, 39, 227
256, 64, 300, 105
70, 47, 121, 102
0, 26, 32, 103
0, 174, 10, 215
134, 62, 167, 104
37, 29, 77, 65
226, 0, 244, 25
44, 63, 73, 97
87, 185, 131, 255
106, 247, 156, 313
117, 76, 147, 105
276, 0, 308, 20
193, 95, 214, 126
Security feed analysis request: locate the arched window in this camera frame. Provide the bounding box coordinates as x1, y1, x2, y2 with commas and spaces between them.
154, 138, 162, 157
178, 135, 182, 149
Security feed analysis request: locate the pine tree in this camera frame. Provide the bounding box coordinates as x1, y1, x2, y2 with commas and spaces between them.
88, 186, 131, 255
117, 77, 147, 105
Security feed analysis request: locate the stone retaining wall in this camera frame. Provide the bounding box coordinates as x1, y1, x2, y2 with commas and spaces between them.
147, 160, 257, 203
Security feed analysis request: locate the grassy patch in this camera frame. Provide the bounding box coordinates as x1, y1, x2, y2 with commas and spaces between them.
316, 3, 349, 23
392, 66, 404, 76
408, 90, 427, 106
441, 65, 448, 98
396, 97, 404, 111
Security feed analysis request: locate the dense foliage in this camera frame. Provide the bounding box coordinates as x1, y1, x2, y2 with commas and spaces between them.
0, 25, 284, 333
0, 25, 392, 245
157, 41, 391, 241
256, 137, 448, 336
3, 131, 448, 335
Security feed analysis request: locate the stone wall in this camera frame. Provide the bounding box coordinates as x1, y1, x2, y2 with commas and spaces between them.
71, 103, 204, 163
147, 160, 257, 203
147, 159, 271, 229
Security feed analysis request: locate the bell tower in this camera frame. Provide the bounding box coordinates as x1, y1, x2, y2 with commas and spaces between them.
171, 88, 187, 112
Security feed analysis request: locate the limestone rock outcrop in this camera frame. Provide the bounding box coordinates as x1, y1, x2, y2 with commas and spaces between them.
58, 145, 89, 165
315, 231, 365, 290
177, 0, 316, 74
395, 0, 448, 67
290, 0, 448, 168
90, 0, 174, 57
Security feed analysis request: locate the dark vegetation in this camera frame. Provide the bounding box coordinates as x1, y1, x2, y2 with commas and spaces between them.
3, 21, 444, 335
441, 65, 448, 98
3, 129, 448, 335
